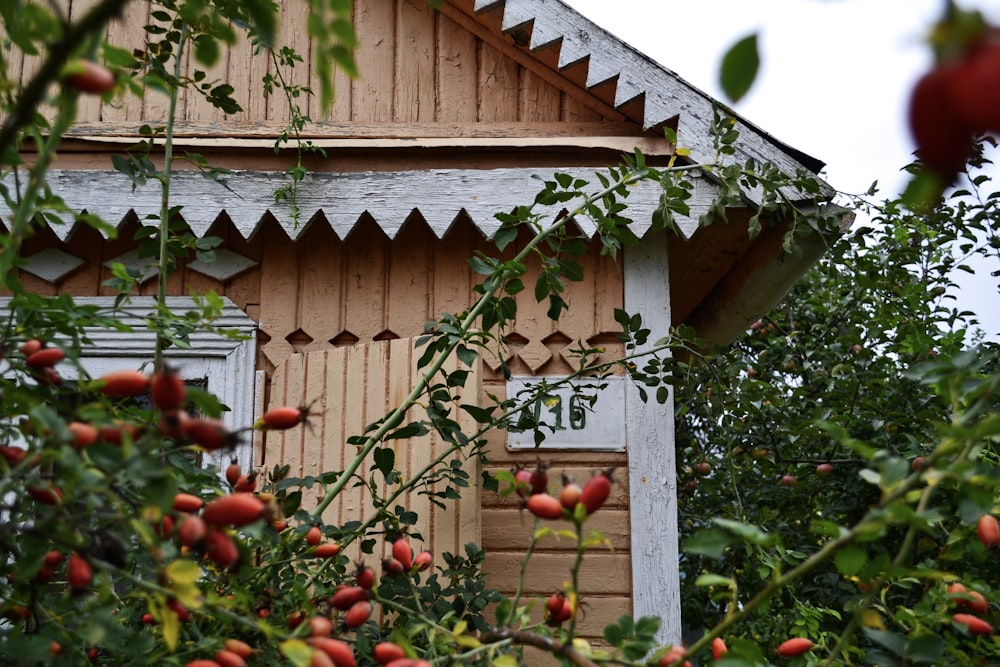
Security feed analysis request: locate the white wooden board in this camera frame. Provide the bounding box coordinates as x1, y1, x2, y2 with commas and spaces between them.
505, 375, 626, 451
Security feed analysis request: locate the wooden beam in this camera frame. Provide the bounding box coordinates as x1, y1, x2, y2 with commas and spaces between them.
64, 120, 650, 139
1, 166, 725, 243
684, 206, 853, 347
623, 232, 680, 646
50, 134, 673, 155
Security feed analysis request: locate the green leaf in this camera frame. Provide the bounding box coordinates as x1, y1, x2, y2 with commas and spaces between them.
281, 490, 302, 517
547, 294, 566, 320
492, 655, 520, 667
165, 559, 201, 587
386, 422, 428, 440
862, 628, 907, 658
719, 33, 759, 103
243, 0, 278, 47
280, 639, 313, 667
715, 653, 761, 667
534, 273, 549, 303
456, 344, 478, 367
901, 168, 946, 213
684, 527, 735, 558
494, 226, 518, 252
604, 623, 623, 646
559, 258, 584, 282
193, 34, 220, 67
102, 44, 137, 68
903, 633, 946, 663
468, 256, 496, 275
834, 544, 867, 577
694, 573, 735, 588
160, 600, 180, 652
634, 616, 661, 638
494, 598, 511, 626
714, 518, 776, 546
622, 640, 651, 661
143, 474, 179, 513
461, 404, 495, 424
373, 447, 395, 479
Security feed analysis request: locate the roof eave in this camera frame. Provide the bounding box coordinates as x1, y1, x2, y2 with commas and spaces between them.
682, 205, 854, 347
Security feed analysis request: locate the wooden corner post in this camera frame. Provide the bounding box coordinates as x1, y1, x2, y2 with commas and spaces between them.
623, 231, 680, 644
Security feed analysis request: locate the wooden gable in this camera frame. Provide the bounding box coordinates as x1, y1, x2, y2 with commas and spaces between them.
14, 0, 649, 146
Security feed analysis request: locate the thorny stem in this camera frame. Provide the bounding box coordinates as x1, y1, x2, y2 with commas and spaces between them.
311, 166, 665, 518
480, 627, 599, 667
565, 520, 587, 640
153, 23, 188, 370
511, 518, 542, 614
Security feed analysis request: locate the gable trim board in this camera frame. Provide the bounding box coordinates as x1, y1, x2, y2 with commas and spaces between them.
0, 167, 713, 241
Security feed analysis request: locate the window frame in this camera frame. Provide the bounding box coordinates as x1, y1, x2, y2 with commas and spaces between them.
3, 296, 258, 473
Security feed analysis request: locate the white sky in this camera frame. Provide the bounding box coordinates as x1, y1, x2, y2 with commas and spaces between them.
565, 0, 1000, 340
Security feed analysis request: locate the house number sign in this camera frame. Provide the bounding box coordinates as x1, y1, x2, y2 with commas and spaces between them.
505, 376, 626, 451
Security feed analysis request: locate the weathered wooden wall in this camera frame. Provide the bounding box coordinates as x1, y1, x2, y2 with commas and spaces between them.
17, 214, 631, 644
8, 0, 630, 133
8, 0, 648, 645
265, 337, 482, 566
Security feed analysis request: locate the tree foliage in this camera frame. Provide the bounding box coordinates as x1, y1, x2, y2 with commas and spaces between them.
675, 156, 1000, 662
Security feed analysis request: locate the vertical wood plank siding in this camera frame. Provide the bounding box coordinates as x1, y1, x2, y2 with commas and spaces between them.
264, 338, 482, 566
17, 215, 631, 642
23, 0, 608, 127
10, 0, 638, 643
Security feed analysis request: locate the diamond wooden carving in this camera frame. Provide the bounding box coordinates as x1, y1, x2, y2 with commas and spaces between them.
22, 248, 85, 283
186, 249, 259, 282
103, 249, 159, 284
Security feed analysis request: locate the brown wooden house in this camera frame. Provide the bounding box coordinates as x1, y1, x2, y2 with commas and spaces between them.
4, 0, 844, 649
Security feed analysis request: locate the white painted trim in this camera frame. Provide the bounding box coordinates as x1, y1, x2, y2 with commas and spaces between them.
0, 167, 713, 242
623, 233, 680, 644
0, 296, 257, 475
505, 375, 627, 451
252, 369, 267, 470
